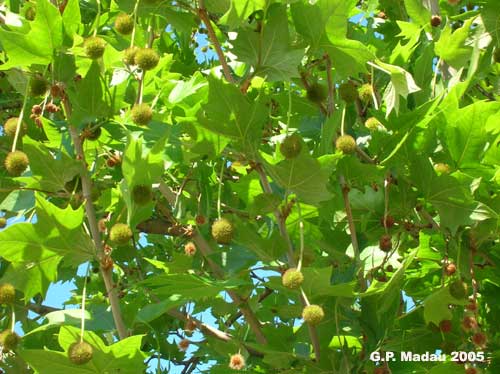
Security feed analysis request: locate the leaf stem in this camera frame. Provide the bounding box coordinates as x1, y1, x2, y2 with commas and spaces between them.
80, 263, 91, 342
93, 0, 101, 37
11, 77, 30, 153
296, 200, 305, 272
217, 158, 225, 219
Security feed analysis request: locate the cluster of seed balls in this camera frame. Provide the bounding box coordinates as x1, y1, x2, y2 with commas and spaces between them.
0, 282, 95, 365
82, 13, 160, 127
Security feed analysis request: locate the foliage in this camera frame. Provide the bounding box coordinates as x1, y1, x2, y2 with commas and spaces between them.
0, 0, 499, 373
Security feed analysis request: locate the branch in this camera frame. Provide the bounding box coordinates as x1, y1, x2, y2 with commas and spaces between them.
197, 0, 234, 83
158, 181, 268, 345
61, 96, 128, 340
225, 287, 273, 327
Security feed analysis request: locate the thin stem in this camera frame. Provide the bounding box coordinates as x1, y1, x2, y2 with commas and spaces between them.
370, 64, 379, 110
80, 263, 91, 342
93, 0, 101, 37
383, 175, 390, 234
340, 106, 346, 136
11, 78, 30, 152
11, 306, 16, 332
285, 81, 292, 135
130, 0, 140, 47
340, 175, 366, 291
324, 54, 335, 116
217, 158, 225, 219
198, 0, 234, 83
296, 200, 305, 272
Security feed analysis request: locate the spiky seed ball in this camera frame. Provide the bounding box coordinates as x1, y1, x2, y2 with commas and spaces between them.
339, 82, 358, 103
132, 184, 152, 205
4, 151, 29, 176
365, 117, 382, 131
494, 48, 500, 63
445, 263, 456, 276
229, 353, 246, 370
282, 268, 304, 289
431, 15, 442, 27
84, 36, 106, 59
374, 368, 389, 374
435, 163, 451, 174
280, 134, 302, 159
211, 218, 234, 244
335, 135, 356, 154
68, 341, 93, 365
184, 241, 196, 256
0, 330, 20, 352
25, 6, 36, 20
465, 368, 478, 374
447, 0, 460, 4
178, 339, 190, 351
0, 283, 15, 304
131, 103, 153, 126
115, 13, 134, 35
3, 117, 27, 137
358, 83, 373, 103
306, 83, 327, 103
0, 217, 6, 228
134, 48, 160, 71
379, 234, 392, 252
123, 46, 139, 65
184, 319, 197, 333
380, 215, 395, 228
30, 75, 49, 96
302, 304, 324, 325
439, 320, 452, 333
449, 279, 468, 300
109, 223, 133, 245
472, 332, 487, 347
195, 215, 206, 225
81, 126, 101, 141
462, 316, 478, 331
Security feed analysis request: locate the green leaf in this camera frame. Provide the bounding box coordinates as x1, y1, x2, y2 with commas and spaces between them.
198, 76, 266, 151
62, 0, 81, 40
17, 138, 80, 192
435, 19, 474, 70
0, 0, 62, 69
25, 309, 91, 335
219, 0, 266, 28
0, 195, 94, 299
232, 4, 303, 81
403, 0, 431, 28
262, 153, 336, 204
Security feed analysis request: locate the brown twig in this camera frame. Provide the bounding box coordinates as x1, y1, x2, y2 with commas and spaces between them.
158, 181, 268, 345
225, 287, 273, 327
61, 96, 128, 340
197, 0, 234, 84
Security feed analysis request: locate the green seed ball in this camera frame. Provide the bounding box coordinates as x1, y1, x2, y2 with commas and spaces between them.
339, 82, 358, 103
30, 75, 49, 96
434, 163, 451, 174
211, 218, 234, 244
282, 268, 304, 289
365, 117, 381, 131
123, 46, 139, 65
109, 223, 133, 245
115, 13, 134, 35
302, 304, 324, 326
131, 103, 153, 126
306, 83, 327, 104
0, 217, 6, 228
3, 117, 27, 137
335, 135, 356, 154
280, 134, 302, 159
68, 341, 93, 365
0, 330, 20, 352
84, 36, 106, 59
4, 151, 29, 176
0, 283, 16, 305
132, 184, 153, 205
134, 48, 160, 71
449, 280, 468, 300
358, 83, 373, 103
